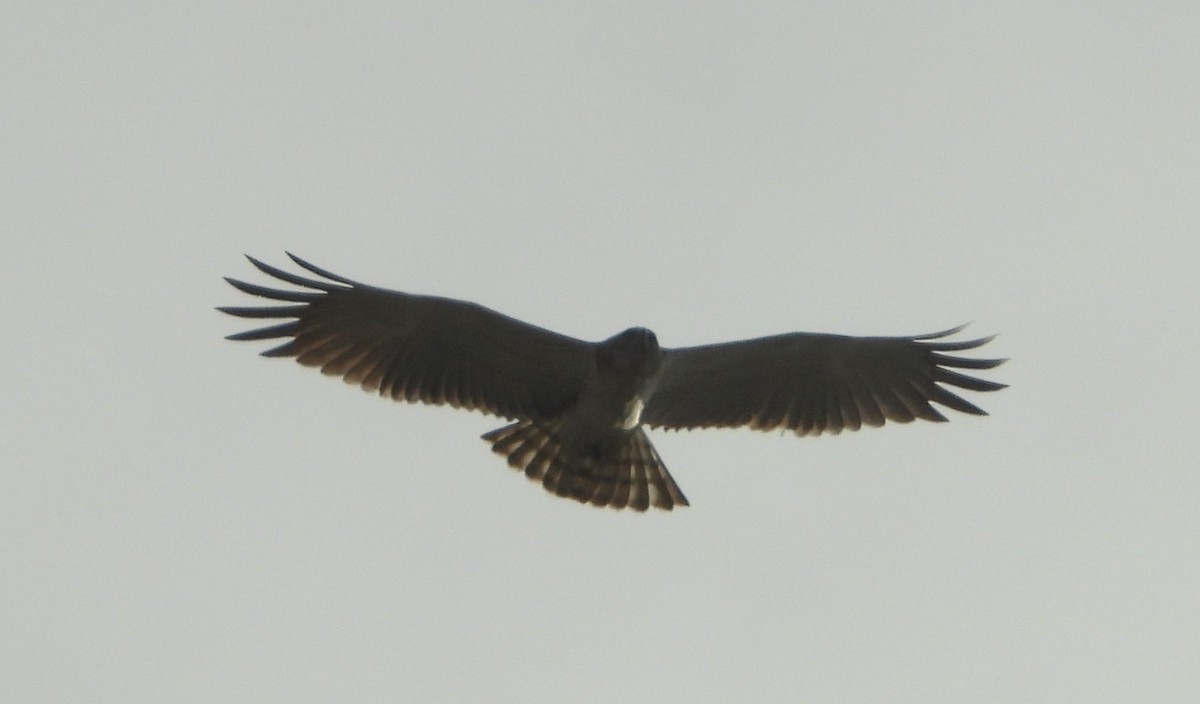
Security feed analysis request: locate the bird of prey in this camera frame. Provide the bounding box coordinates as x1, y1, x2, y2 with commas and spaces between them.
219, 254, 1006, 512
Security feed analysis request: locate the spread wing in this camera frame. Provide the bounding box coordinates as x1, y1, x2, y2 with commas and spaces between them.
218, 253, 593, 421
642, 326, 1005, 435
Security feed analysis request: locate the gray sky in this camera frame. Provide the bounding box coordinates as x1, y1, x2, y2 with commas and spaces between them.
3, 3, 1198, 702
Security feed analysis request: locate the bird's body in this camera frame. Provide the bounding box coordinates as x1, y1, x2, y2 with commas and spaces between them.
220, 254, 1006, 511
579, 327, 663, 432
481, 327, 685, 510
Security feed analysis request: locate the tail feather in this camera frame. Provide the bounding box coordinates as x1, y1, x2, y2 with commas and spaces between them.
481, 421, 689, 511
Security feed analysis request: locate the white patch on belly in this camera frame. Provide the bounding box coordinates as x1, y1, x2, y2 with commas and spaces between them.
620, 397, 645, 429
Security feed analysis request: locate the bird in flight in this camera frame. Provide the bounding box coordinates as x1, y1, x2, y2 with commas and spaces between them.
220, 254, 1006, 512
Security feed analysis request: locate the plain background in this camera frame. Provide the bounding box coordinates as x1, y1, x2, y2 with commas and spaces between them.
3, 3, 1197, 702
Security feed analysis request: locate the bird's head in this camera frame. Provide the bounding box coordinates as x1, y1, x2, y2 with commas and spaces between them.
597, 327, 661, 375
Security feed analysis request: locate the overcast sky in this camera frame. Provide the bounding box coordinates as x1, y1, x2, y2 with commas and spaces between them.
3, 3, 1198, 702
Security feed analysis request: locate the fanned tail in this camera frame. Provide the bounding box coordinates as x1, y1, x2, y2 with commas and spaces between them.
482, 421, 688, 511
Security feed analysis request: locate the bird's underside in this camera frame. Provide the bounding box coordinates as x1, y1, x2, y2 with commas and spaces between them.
219, 253, 1007, 512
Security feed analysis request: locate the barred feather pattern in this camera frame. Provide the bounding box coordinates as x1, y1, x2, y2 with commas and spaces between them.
482, 421, 688, 511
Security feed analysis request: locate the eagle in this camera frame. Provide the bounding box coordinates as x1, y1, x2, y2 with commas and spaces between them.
219, 254, 1006, 511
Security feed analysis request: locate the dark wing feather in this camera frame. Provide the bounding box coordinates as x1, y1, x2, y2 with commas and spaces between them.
218, 253, 593, 421
642, 325, 1005, 435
